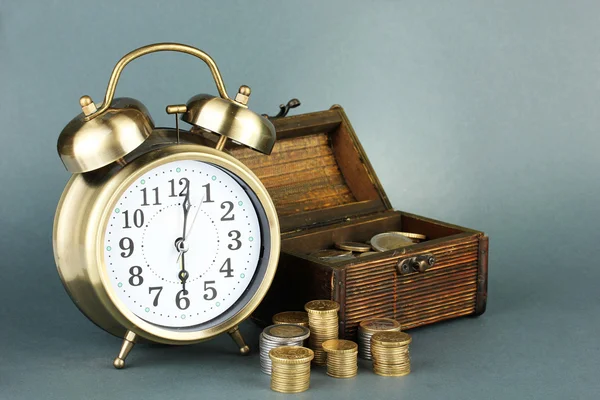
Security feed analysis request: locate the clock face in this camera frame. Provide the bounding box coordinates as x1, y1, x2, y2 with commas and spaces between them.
103, 160, 265, 329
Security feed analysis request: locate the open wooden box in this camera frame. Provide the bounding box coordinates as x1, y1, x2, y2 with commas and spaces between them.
227, 105, 488, 339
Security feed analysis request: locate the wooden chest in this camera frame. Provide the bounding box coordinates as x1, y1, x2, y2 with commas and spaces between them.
227, 105, 488, 339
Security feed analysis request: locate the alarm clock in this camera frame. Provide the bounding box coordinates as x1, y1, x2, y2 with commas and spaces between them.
53, 43, 280, 369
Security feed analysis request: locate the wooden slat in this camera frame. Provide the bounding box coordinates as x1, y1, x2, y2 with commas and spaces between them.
343, 238, 479, 337
231, 133, 356, 216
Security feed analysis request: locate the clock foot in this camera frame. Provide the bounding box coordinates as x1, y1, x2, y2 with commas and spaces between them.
113, 330, 137, 369
228, 326, 250, 355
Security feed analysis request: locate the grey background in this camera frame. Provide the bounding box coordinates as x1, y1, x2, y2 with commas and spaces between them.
1, 1, 598, 399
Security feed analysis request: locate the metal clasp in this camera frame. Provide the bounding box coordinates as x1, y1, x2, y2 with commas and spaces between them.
264, 98, 301, 118
396, 254, 436, 275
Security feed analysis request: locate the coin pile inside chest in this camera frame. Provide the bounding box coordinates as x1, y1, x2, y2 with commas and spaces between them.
260, 324, 310, 374
308, 231, 427, 262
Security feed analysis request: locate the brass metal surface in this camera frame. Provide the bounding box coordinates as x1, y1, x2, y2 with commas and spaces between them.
57, 97, 154, 173
228, 326, 251, 355
89, 43, 230, 119
53, 143, 280, 344
181, 92, 276, 154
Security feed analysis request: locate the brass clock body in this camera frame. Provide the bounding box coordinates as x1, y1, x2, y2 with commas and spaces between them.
52, 43, 280, 368
54, 139, 280, 344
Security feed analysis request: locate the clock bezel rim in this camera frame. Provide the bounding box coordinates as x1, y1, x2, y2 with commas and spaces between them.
54, 143, 280, 344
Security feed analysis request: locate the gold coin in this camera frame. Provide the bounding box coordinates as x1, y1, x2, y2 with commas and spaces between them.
359, 318, 401, 333
394, 231, 427, 241
335, 241, 372, 252
358, 251, 379, 257
371, 331, 412, 346
273, 311, 309, 326
271, 373, 311, 381
264, 324, 310, 341
310, 249, 352, 260
305, 300, 340, 314
322, 339, 358, 353
269, 346, 314, 364
373, 369, 411, 377
370, 232, 414, 252
327, 370, 358, 378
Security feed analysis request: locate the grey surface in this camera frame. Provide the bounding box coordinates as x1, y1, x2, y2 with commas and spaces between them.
1, 1, 599, 399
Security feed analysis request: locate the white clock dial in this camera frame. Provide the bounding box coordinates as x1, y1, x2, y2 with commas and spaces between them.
103, 160, 263, 328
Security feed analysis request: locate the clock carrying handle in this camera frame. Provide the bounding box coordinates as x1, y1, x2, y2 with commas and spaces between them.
84, 43, 230, 121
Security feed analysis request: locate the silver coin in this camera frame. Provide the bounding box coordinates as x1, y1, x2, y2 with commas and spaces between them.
258, 331, 304, 375
370, 232, 414, 252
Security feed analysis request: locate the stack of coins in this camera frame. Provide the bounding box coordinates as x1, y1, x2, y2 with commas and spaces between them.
322, 339, 358, 378
269, 346, 314, 393
358, 318, 402, 360
371, 331, 412, 377
272, 311, 309, 327
305, 300, 340, 365
260, 324, 310, 375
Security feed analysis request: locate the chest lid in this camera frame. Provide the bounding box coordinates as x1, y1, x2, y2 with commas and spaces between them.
227, 105, 392, 233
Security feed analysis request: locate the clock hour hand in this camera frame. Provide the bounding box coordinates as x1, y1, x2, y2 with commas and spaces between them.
177, 193, 191, 289
177, 250, 189, 290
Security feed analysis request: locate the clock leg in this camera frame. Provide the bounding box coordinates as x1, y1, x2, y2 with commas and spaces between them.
228, 326, 250, 355
113, 330, 137, 369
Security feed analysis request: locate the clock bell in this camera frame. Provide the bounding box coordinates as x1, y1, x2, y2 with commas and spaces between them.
57, 42, 276, 174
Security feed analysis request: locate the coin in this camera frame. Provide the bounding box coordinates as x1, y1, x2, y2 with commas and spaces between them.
334, 241, 371, 252
263, 324, 310, 342
370, 232, 414, 251
273, 311, 309, 326
322, 339, 358, 353
359, 318, 401, 333
358, 318, 402, 360
269, 346, 314, 364
269, 346, 313, 393
259, 329, 306, 375
395, 231, 427, 241
371, 331, 412, 346
310, 249, 353, 261
358, 251, 379, 257
305, 300, 340, 314
370, 331, 412, 377
322, 339, 358, 378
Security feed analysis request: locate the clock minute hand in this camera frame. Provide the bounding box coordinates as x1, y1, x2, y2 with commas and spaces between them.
177, 193, 191, 289
176, 194, 205, 265
185, 194, 205, 240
